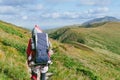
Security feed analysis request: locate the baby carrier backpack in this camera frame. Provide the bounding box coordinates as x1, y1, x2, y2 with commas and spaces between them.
31, 26, 49, 64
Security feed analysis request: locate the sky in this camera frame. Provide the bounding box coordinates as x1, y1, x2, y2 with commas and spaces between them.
0, 0, 120, 29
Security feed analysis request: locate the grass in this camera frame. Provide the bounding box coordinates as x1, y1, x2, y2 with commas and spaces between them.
0, 44, 30, 80
48, 41, 120, 80
1, 38, 26, 54
49, 50, 101, 80
0, 21, 30, 80
84, 22, 120, 54
49, 22, 120, 80
0, 20, 120, 80
50, 22, 120, 55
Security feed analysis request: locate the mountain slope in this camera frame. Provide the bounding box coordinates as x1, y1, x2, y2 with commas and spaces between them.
49, 41, 120, 80
0, 20, 120, 80
0, 21, 30, 80
82, 16, 120, 26
50, 22, 120, 55
49, 22, 120, 80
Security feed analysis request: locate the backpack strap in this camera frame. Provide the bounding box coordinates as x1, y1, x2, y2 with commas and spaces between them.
46, 33, 49, 47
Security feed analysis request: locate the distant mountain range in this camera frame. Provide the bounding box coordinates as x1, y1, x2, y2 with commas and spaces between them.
82, 16, 120, 26
46, 16, 120, 30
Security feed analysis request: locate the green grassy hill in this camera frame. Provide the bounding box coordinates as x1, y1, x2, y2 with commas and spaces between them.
0, 21, 30, 80
50, 22, 120, 55
0, 21, 120, 80
49, 22, 120, 80
50, 41, 120, 80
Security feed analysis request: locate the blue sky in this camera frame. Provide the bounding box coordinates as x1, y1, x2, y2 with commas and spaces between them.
0, 0, 120, 29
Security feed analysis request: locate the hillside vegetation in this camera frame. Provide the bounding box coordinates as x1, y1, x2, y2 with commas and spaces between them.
50, 22, 120, 55
0, 21, 30, 80
49, 41, 120, 80
49, 22, 120, 80
0, 21, 120, 80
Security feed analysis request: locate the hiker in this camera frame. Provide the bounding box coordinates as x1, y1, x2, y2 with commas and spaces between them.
26, 25, 53, 80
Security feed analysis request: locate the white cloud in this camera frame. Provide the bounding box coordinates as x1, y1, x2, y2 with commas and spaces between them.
41, 11, 80, 19
0, 0, 34, 6
88, 7, 109, 14
28, 4, 44, 11
46, 0, 111, 6
36, 4, 44, 10
0, 5, 18, 14
80, 0, 96, 5
62, 12, 80, 19
46, 0, 74, 3
83, 7, 109, 18
41, 13, 51, 18
0, 0, 112, 29
41, 12, 60, 19
22, 16, 28, 20
0, 0, 40, 15
51, 12, 60, 18
97, 7, 109, 12
40, 7, 109, 20
79, 0, 111, 6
